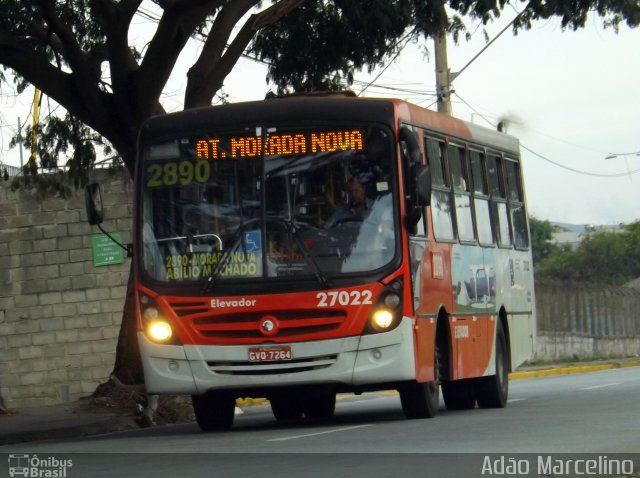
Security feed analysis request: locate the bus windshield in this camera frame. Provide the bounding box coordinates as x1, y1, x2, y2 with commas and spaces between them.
139, 125, 397, 284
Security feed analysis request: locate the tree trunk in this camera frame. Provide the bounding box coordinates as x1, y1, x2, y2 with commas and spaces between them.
94, 150, 144, 398
112, 264, 144, 384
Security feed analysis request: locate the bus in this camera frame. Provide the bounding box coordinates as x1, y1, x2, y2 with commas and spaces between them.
87, 93, 535, 430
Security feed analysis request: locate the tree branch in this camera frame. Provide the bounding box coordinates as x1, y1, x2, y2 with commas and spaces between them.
115, 0, 145, 24
37, 0, 95, 84
0, 36, 126, 153
132, 0, 224, 120
185, 0, 305, 107
185, 0, 259, 107
91, 0, 140, 121
251, 0, 306, 30
0, 35, 81, 114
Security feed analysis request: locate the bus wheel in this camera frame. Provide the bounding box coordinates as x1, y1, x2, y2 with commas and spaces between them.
270, 394, 303, 421
191, 392, 236, 431
302, 390, 336, 420
476, 321, 509, 408
399, 379, 439, 419
441, 380, 476, 410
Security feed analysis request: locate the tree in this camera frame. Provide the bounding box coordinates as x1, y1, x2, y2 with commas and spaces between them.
251, 0, 640, 94
1, 1, 305, 176
1, 0, 638, 391
537, 221, 640, 285
528, 216, 558, 268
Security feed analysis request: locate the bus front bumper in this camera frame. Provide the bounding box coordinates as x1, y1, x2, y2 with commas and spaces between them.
139, 317, 417, 395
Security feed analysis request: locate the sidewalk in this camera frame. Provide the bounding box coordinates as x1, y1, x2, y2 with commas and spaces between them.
0, 400, 138, 446
510, 356, 640, 380
1, 358, 639, 446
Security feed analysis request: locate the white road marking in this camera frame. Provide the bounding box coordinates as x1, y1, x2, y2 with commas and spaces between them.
266, 424, 373, 442
581, 382, 621, 391
508, 398, 526, 403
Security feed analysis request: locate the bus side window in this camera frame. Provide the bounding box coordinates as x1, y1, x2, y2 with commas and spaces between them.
425, 136, 454, 241
487, 154, 512, 247
448, 144, 475, 242
469, 150, 494, 246
505, 159, 529, 249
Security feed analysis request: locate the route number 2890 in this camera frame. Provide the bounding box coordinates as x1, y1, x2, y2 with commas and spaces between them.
316, 290, 373, 307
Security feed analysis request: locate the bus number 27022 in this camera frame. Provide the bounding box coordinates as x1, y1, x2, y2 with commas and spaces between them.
316, 290, 373, 307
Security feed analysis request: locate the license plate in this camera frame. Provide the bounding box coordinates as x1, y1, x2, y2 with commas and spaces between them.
248, 346, 292, 362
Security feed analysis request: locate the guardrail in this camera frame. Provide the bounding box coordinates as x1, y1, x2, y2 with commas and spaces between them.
1, 159, 123, 179
0, 164, 21, 177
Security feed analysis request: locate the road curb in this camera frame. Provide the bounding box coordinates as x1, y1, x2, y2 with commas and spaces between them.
509, 359, 640, 380
0, 415, 137, 446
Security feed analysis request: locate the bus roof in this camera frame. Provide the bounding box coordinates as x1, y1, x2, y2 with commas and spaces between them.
393, 98, 520, 156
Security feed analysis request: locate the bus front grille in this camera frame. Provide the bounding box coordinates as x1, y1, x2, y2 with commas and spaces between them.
206, 355, 338, 375
192, 310, 346, 340
165, 299, 348, 342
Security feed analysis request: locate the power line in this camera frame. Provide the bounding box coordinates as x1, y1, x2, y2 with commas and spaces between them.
520, 145, 640, 178
455, 92, 640, 178
358, 30, 416, 96
450, 9, 527, 83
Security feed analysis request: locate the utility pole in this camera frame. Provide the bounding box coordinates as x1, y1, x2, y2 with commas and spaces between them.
30, 88, 41, 165
434, 8, 527, 119
434, 29, 453, 116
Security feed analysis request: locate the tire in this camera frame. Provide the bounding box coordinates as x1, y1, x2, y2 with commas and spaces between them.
399, 379, 439, 419
441, 379, 476, 410
476, 321, 509, 408
191, 392, 236, 431
270, 394, 304, 421
400, 338, 441, 419
302, 390, 336, 420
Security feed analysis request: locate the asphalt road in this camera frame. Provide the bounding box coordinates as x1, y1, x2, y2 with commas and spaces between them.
2, 366, 639, 477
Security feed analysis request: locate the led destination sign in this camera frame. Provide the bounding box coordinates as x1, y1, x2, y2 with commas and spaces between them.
195, 129, 364, 160
145, 129, 366, 188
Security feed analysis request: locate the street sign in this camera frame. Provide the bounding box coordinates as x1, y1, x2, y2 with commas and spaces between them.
91, 232, 124, 266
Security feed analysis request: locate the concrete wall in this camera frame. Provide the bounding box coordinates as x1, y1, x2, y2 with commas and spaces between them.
1, 172, 639, 408
0, 170, 132, 408
535, 279, 640, 362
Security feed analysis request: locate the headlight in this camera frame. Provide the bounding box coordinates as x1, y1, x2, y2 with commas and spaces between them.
147, 320, 173, 342
364, 280, 403, 335
138, 293, 180, 344
372, 309, 394, 330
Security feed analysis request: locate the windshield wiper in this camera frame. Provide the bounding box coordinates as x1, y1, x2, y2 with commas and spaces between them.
202, 220, 257, 293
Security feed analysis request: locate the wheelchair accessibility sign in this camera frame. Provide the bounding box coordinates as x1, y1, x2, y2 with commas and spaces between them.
243, 230, 261, 252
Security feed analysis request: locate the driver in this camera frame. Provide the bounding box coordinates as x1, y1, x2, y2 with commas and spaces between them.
325, 177, 373, 228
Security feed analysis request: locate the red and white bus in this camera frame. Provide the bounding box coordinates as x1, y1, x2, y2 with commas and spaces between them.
111, 93, 535, 430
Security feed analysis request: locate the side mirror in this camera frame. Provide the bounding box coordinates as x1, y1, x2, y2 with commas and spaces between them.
399, 126, 422, 164
85, 183, 104, 225
399, 127, 432, 229
405, 164, 432, 230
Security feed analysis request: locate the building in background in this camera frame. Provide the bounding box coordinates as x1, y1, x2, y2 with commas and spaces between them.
551, 222, 625, 250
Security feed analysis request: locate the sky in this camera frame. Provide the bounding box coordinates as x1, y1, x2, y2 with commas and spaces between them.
1, 7, 638, 226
